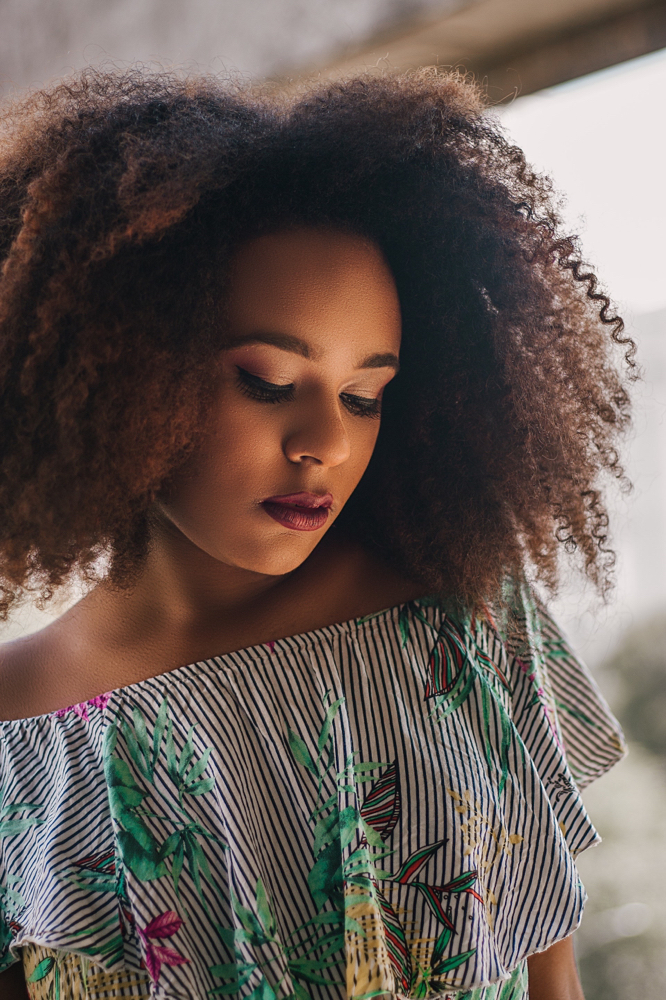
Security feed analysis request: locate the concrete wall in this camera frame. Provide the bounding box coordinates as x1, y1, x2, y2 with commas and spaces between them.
0, 0, 466, 97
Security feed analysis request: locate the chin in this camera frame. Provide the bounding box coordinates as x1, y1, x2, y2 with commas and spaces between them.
216, 535, 321, 577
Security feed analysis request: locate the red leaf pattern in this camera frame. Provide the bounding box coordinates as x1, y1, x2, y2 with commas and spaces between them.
142, 910, 184, 939
137, 911, 190, 983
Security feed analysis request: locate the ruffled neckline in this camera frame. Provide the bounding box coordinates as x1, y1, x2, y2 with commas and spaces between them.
0, 597, 436, 728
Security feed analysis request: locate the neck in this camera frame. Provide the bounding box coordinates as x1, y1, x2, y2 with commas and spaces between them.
48, 512, 419, 689
89, 510, 297, 647
138, 511, 290, 625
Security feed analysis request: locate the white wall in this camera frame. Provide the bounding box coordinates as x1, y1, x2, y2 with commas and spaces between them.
552, 308, 666, 667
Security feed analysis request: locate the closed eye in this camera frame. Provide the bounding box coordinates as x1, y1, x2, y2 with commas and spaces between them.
340, 393, 382, 418
236, 367, 382, 418
236, 367, 295, 403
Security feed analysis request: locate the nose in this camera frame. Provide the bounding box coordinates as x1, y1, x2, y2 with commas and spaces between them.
283, 393, 351, 467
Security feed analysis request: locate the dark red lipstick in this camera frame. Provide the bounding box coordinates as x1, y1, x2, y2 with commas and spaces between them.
261, 492, 333, 531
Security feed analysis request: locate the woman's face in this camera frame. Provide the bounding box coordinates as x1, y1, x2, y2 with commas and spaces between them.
158, 227, 401, 577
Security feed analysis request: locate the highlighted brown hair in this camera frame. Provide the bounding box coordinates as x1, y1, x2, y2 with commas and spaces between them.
0, 68, 634, 616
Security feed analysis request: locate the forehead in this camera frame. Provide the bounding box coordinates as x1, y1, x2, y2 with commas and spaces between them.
225, 227, 401, 354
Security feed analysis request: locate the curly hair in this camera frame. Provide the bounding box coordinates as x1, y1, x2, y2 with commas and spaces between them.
0, 67, 635, 618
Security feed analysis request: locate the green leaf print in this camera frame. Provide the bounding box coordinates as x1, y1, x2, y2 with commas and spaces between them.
158, 831, 182, 861
0, 874, 25, 972
429, 668, 476, 723
209, 962, 253, 978
256, 878, 277, 938
292, 983, 310, 1000
209, 966, 258, 995
231, 890, 273, 945
0, 801, 40, 819
497, 962, 529, 999
105, 725, 167, 881
313, 809, 340, 856
186, 777, 216, 796
184, 828, 214, 904
287, 957, 343, 986
151, 697, 169, 766
350, 762, 387, 775
0, 817, 43, 836
299, 928, 344, 960
186, 747, 213, 784
247, 976, 277, 1000
179, 726, 197, 778
317, 698, 345, 755
0, 797, 44, 839
287, 730, 317, 775
307, 839, 343, 911
359, 819, 385, 849
106, 699, 224, 912
392, 840, 447, 884
116, 830, 166, 881
133, 706, 152, 769
431, 947, 476, 977
431, 927, 452, 970
209, 879, 321, 998
291, 911, 344, 933
0, 921, 12, 969
338, 806, 360, 850
423, 608, 525, 813
398, 604, 411, 648
159, 821, 223, 908
66, 913, 126, 969
27, 956, 56, 982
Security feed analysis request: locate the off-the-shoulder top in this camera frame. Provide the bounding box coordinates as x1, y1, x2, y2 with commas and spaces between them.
0, 585, 626, 1000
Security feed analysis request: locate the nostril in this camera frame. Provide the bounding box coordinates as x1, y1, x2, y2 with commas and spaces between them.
284, 420, 351, 467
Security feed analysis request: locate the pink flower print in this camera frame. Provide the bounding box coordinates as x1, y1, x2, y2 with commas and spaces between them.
266, 640, 276, 654
137, 911, 190, 983
54, 692, 112, 721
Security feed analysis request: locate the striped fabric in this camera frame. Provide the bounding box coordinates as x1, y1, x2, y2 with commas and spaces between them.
0, 589, 626, 1000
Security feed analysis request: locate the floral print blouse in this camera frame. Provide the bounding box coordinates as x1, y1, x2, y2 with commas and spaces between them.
0, 585, 626, 1000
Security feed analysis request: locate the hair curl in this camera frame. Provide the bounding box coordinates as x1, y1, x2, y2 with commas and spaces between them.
0, 67, 635, 617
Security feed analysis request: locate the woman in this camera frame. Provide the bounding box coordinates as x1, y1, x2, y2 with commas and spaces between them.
0, 69, 631, 999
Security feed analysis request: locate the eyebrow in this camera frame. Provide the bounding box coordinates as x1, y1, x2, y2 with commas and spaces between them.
224, 333, 400, 371
359, 351, 400, 372
225, 332, 310, 357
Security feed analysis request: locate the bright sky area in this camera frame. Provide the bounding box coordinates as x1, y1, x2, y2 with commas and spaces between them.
497, 46, 666, 318
497, 48, 666, 664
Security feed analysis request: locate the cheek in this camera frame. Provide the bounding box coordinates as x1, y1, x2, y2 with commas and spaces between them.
186, 400, 282, 493
340, 421, 381, 496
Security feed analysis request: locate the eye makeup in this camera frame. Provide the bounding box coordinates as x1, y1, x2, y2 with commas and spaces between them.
339, 393, 381, 418
235, 367, 382, 418
236, 367, 295, 404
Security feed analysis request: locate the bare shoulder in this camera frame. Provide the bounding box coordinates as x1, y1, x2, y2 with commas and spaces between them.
0, 623, 67, 722
0, 590, 125, 721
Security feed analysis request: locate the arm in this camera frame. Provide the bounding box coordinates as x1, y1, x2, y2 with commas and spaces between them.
527, 935, 585, 1000
0, 962, 30, 999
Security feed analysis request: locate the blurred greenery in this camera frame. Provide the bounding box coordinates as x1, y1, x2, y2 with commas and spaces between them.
600, 612, 666, 759
575, 614, 666, 1000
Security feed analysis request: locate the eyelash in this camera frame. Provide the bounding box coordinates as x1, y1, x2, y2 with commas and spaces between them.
235, 367, 382, 418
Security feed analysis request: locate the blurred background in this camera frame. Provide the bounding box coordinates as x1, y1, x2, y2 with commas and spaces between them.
1, 0, 665, 994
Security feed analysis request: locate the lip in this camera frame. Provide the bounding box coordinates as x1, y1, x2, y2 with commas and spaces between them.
261, 492, 333, 532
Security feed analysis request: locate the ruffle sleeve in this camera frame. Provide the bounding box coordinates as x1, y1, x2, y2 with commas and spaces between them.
498, 581, 627, 852
0, 707, 145, 978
